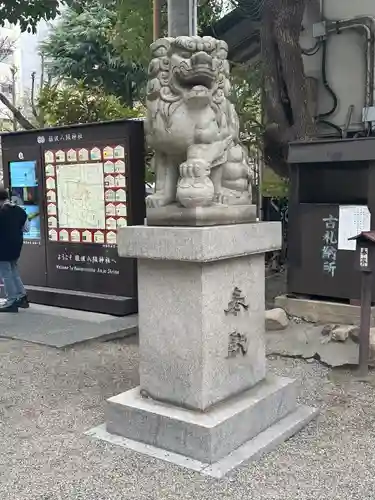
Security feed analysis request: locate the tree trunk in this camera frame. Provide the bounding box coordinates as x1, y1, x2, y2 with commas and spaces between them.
261, 5, 290, 136
261, 0, 317, 177
273, 0, 316, 140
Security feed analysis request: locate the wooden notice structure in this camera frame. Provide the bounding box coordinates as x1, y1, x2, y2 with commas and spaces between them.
349, 231, 375, 376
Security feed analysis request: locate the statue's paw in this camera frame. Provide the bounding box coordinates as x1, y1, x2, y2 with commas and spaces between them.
146, 194, 171, 208
179, 163, 192, 179
214, 192, 229, 205
180, 159, 211, 179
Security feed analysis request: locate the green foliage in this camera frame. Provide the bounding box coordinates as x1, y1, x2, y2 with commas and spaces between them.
229, 62, 289, 197
230, 61, 263, 153
111, 0, 154, 67
0, 0, 99, 32
113, 0, 225, 67
39, 0, 228, 107
41, 0, 146, 106
38, 81, 144, 126
0, 0, 61, 33
198, 0, 226, 35
262, 167, 289, 197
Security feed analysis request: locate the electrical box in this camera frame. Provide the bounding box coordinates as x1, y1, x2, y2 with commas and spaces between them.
301, 0, 375, 136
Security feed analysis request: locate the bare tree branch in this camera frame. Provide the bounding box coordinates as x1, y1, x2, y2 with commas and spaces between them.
30, 71, 39, 120
0, 36, 15, 63
0, 92, 34, 129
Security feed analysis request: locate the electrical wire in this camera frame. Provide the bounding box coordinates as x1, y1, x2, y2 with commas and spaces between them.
302, 42, 321, 56
233, 0, 266, 20
317, 40, 338, 118
317, 119, 343, 138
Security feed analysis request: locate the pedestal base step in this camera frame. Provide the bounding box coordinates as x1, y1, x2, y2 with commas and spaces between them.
106, 375, 296, 463
100, 374, 317, 473
87, 405, 318, 478
147, 203, 257, 226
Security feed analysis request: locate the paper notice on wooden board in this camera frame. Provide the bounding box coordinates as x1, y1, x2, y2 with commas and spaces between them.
338, 205, 371, 251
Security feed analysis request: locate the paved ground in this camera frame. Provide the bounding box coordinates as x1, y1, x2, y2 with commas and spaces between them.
0, 304, 137, 347
1, 334, 375, 500
266, 322, 364, 367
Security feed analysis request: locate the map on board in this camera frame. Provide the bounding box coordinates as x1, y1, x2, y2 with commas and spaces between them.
56, 163, 105, 229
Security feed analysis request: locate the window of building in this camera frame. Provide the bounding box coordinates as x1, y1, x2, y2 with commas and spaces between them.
0, 83, 13, 94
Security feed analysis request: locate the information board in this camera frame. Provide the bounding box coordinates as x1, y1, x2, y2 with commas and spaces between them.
1, 119, 145, 315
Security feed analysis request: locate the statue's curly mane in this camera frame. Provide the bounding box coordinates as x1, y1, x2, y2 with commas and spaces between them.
146, 36, 232, 132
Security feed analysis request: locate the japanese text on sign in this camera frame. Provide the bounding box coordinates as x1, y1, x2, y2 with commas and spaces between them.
322, 214, 339, 277
57, 253, 116, 265
360, 248, 369, 268
56, 252, 119, 275
37, 133, 84, 144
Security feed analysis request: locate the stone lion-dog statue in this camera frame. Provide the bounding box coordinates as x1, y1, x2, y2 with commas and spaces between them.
145, 36, 253, 217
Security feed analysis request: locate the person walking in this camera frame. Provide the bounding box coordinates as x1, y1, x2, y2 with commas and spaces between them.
0, 186, 30, 312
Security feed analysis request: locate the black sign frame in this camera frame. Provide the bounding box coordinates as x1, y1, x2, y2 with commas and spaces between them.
1, 119, 145, 315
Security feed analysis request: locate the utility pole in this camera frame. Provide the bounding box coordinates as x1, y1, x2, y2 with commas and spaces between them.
153, 0, 162, 40
10, 66, 16, 131
167, 0, 198, 37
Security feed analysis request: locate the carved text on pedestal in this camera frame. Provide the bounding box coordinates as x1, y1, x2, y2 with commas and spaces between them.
224, 287, 249, 316
227, 330, 248, 357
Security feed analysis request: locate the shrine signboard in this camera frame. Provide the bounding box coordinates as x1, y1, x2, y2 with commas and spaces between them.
1, 119, 145, 315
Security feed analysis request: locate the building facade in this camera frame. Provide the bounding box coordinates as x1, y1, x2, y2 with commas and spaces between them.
0, 20, 50, 130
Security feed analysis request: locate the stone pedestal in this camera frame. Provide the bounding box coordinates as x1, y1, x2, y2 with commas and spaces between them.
147, 203, 257, 227
102, 223, 317, 476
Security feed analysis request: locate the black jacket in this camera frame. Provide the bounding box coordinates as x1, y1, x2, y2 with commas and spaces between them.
0, 203, 27, 261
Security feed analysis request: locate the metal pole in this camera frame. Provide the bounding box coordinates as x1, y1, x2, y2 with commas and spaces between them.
153, 0, 162, 41
358, 271, 372, 376
257, 150, 263, 221
189, 0, 197, 37
167, 0, 197, 37
11, 66, 16, 131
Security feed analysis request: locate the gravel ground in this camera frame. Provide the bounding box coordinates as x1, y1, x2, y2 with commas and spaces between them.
265, 270, 286, 310
1, 335, 375, 500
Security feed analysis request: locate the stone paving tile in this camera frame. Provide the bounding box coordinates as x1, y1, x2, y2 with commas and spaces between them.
0, 307, 137, 347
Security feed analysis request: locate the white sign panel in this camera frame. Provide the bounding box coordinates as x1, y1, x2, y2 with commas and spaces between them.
338, 205, 371, 251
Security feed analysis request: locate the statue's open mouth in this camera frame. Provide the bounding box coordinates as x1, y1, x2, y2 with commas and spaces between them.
178, 66, 215, 89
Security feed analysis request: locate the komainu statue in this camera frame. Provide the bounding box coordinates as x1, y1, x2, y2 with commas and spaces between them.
145, 36, 255, 225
